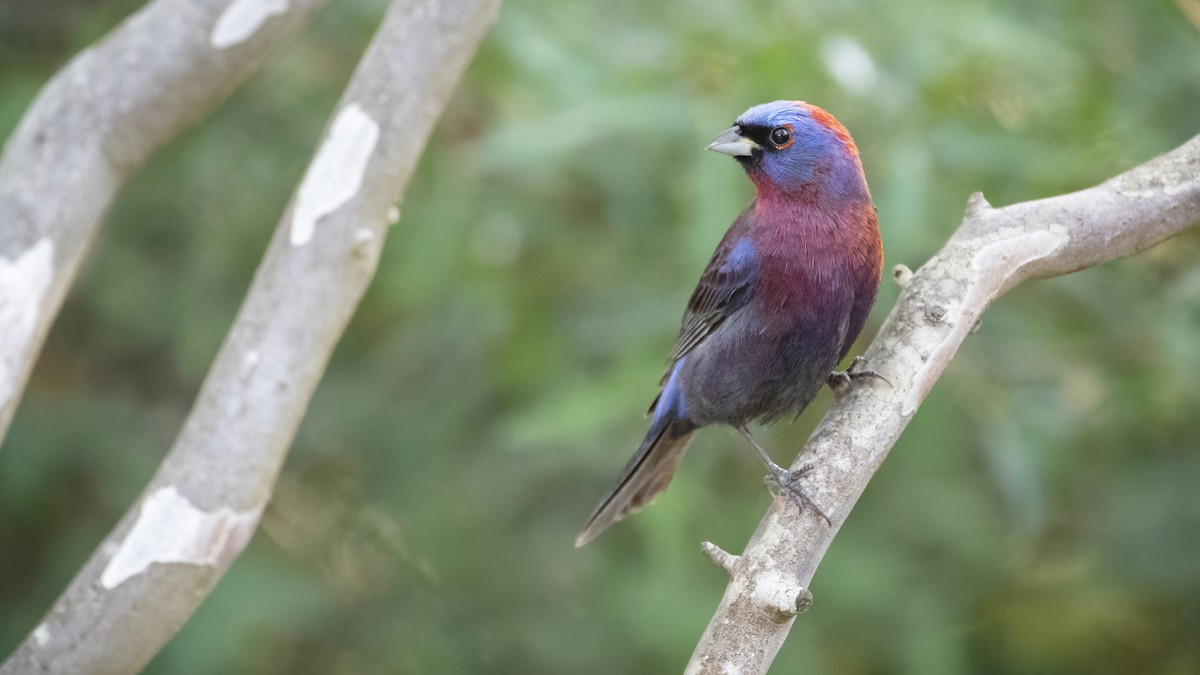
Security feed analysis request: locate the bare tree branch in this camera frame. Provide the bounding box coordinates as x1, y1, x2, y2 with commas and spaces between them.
0, 0, 500, 672
686, 134, 1200, 674
0, 0, 331, 447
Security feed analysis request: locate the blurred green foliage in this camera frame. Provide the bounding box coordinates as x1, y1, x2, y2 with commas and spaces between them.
2, 0, 1199, 673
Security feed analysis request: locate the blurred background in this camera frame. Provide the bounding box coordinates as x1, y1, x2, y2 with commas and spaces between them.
2, 0, 1199, 672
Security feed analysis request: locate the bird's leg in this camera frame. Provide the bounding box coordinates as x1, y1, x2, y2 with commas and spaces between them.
735, 425, 831, 526
827, 355, 892, 400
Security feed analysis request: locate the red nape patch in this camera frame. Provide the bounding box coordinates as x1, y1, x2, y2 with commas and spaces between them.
795, 101, 859, 158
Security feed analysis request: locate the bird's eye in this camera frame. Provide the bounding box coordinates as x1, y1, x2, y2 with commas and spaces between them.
769, 126, 793, 148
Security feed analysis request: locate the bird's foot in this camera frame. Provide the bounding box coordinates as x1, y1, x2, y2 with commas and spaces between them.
763, 462, 832, 527
827, 356, 892, 400
737, 424, 832, 527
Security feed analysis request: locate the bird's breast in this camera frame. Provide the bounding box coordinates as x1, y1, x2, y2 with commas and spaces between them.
754, 254, 849, 319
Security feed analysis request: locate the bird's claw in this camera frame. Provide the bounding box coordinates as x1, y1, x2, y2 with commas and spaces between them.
764, 463, 832, 527
828, 356, 892, 400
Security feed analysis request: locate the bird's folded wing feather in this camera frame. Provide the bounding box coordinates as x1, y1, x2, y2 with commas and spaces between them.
660, 231, 759, 386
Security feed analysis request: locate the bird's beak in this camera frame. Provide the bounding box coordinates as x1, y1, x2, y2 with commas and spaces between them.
706, 126, 759, 157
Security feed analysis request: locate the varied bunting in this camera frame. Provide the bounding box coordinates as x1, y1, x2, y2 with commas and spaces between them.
576, 101, 883, 547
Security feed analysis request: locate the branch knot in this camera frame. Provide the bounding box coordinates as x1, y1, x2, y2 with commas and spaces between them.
965, 191, 993, 219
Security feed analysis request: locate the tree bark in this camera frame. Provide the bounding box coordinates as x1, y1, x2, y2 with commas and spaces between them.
686, 134, 1200, 674
0, 0, 500, 672
0, 0, 329, 447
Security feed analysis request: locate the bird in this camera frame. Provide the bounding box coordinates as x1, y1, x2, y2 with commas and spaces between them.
576, 100, 884, 547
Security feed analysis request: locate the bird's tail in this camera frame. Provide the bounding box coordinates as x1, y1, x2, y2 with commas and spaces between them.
575, 417, 696, 547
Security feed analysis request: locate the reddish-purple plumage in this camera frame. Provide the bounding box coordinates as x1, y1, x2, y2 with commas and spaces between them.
577, 101, 882, 547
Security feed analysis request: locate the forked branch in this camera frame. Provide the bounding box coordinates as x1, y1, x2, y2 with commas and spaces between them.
0, 0, 500, 672
0, 0, 328, 447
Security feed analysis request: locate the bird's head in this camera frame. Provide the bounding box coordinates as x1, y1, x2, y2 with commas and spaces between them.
708, 100, 868, 202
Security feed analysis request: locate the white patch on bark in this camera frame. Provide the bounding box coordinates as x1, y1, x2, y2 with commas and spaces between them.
100, 486, 262, 589
903, 226, 1069, 416
32, 624, 49, 646
242, 350, 260, 373
210, 0, 289, 49
748, 567, 802, 616
291, 104, 380, 246
0, 239, 55, 410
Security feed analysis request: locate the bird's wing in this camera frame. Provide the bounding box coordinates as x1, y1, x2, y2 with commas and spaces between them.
660, 233, 759, 386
